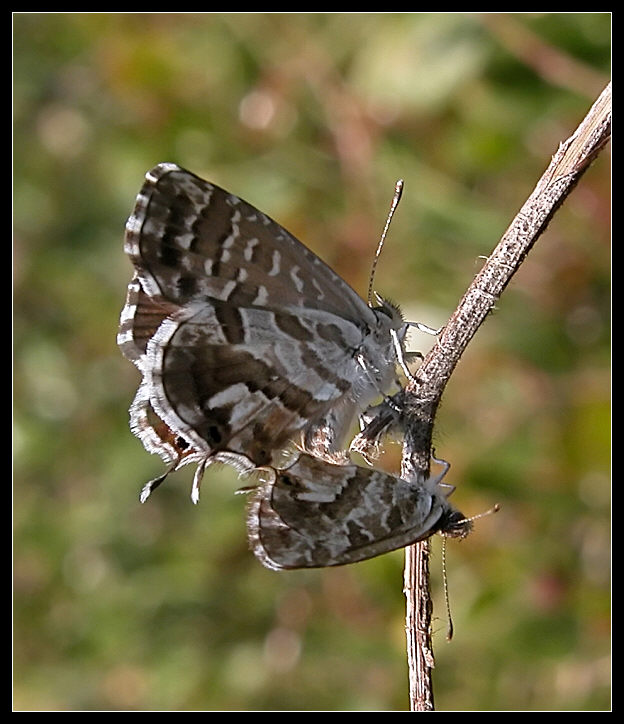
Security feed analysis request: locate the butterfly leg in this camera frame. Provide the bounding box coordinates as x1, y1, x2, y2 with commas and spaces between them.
390, 328, 418, 383
408, 321, 445, 336
350, 391, 404, 463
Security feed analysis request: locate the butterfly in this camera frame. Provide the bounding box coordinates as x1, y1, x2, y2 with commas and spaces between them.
247, 452, 472, 569
118, 163, 411, 501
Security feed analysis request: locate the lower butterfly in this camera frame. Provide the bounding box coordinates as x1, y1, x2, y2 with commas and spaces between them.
247, 453, 472, 570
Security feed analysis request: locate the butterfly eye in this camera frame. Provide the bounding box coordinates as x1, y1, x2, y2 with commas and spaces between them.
371, 293, 404, 326
374, 303, 393, 318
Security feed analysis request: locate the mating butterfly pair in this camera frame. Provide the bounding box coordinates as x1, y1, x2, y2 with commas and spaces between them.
118, 163, 470, 569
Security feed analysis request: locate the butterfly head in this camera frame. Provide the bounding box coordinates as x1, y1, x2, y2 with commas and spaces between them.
371, 291, 405, 331
437, 508, 474, 540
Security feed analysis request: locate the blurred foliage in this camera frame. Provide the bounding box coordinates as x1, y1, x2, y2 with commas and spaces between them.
14, 12, 610, 711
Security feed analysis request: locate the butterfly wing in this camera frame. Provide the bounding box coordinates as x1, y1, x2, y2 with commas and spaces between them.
144, 300, 394, 466
247, 454, 464, 569
120, 164, 405, 469
124, 163, 378, 322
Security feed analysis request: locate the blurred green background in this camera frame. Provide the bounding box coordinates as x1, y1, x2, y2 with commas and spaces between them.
13, 13, 610, 711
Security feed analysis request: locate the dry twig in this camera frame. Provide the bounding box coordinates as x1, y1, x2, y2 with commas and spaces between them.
395, 82, 611, 711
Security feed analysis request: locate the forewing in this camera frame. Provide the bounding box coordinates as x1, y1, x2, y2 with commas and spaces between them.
124, 163, 377, 323
247, 454, 458, 569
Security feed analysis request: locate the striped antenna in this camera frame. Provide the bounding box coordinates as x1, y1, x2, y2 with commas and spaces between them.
367, 179, 404, 307
443, 503, 501, 641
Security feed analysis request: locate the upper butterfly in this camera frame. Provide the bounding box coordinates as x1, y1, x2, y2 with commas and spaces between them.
118, 163, 409, 501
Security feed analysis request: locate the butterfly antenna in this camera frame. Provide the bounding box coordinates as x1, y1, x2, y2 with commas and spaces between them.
367, 179, 404, 307
442, 503, 500, 641
442, 537, 455, 641
453, 503, 501, 528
